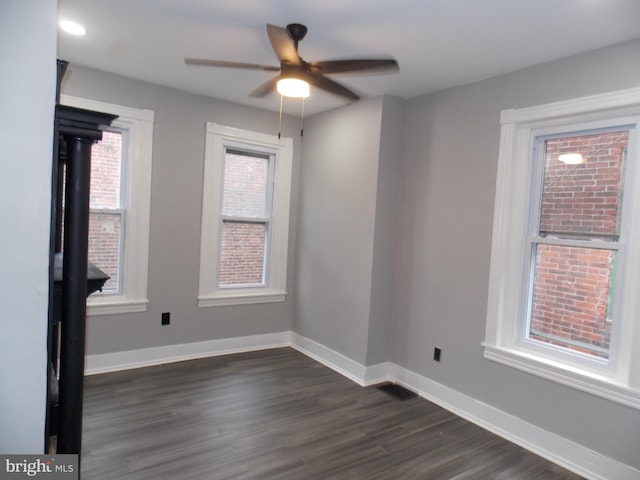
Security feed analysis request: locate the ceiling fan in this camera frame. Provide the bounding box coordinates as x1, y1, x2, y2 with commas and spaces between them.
185, 23, 399, 100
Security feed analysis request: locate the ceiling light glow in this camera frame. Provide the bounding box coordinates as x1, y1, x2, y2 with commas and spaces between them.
558, 153, 585, 165
277, 78, 310, 98
60, 20, 86, 36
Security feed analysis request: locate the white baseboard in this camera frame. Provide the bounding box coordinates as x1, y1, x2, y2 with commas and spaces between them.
363, 361, 393, 386
389, 365, 638, 480
289, 332, 368, 385
84, 331, 290, 375
288, 336, 637, 480
84, 331, 638, 480
289, 332, 392, 387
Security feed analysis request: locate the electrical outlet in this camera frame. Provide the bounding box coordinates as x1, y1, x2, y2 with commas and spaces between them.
161, 312, 170, 325
433, 347, 442, 362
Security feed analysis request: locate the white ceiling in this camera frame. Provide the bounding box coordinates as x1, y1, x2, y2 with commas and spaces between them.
57, 0, 640, 117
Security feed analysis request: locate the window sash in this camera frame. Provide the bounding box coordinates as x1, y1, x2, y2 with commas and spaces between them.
88, 127, 127, 296
88, 208, 125, 294
61, 129, 127, 296
221, 148, 273, 219
89, 127, 127, 210
529, 128, 629, 242
218, 219, 269, 288
523, 241, 618, 361
519, 127, 630, 365
217, 148, 275, 289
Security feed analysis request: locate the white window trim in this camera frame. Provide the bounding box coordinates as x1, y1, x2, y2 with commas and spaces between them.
484, 86, 640, 409
61, 95, 154, 315
198, 123, 292, 307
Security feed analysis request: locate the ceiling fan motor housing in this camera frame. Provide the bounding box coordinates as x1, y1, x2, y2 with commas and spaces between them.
286, 23, 308, 46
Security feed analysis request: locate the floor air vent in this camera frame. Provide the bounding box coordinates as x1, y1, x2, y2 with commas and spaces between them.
375, 383, 418, 401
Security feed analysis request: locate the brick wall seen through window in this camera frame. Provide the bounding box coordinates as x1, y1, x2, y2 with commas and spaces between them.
529, 130, 628, 358
219, 151, 270, 287
88, 130, 123, 292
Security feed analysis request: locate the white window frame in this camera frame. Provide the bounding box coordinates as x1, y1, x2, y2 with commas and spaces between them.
484, 87, 640, 409
61, 95, 154, 315
198, 123, 292, 307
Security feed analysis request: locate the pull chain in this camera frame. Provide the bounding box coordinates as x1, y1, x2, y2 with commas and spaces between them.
278, 94, 283, 139
278, 95, 307, 138
300, 97, 305, 137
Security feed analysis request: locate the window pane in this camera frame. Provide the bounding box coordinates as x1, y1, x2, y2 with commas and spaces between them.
540, 130, 628, 240
219, 221, 266, 286
88, 212, 121, 293
529, 244, 613, 359
222, 151, 269, 218
90, 131, 122, 209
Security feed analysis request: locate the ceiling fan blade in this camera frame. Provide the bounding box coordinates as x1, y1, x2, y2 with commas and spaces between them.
306, 74, 360, 100
185, 58, 280, 72
311, 59, 399, 75
266, 24, 300, 64
248, 76, 280, 98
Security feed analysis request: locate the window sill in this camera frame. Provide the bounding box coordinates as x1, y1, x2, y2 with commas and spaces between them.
197, 291, 287, 307
87, 297, 149, 316
482, 343, 640, 409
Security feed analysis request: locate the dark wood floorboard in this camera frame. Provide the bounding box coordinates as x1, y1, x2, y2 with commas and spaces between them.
81, 348, 584, 479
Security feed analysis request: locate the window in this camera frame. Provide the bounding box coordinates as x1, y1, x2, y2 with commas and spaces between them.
198, 123, 293, 306
61, 95, 154, 315
529, 129, 628, 360
88, 129, 125, 293
219, 149, 272, 287
484, 87, 640, 408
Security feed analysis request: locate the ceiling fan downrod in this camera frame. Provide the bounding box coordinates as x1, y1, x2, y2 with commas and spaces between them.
286, 23, 307, 49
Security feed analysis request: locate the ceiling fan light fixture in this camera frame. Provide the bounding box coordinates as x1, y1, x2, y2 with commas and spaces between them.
277, 78, 310, 98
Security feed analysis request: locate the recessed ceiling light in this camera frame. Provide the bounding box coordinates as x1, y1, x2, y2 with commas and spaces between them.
59, 20, 86, 36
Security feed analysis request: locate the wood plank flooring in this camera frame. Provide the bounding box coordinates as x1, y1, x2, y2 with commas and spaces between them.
81, 348, 584, 479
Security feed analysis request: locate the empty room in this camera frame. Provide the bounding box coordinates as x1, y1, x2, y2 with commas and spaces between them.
2, 1, 640, 479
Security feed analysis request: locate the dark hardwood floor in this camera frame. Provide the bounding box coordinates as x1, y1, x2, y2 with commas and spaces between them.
81, 348, 584, 479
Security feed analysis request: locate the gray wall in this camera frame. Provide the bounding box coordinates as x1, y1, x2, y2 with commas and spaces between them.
294, 95, 405, 366
366, 95, 405, 365
392, 38, 640, 468
0, 0, 56, 453
294, 97, 384, 364
61, 66, 302, 355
